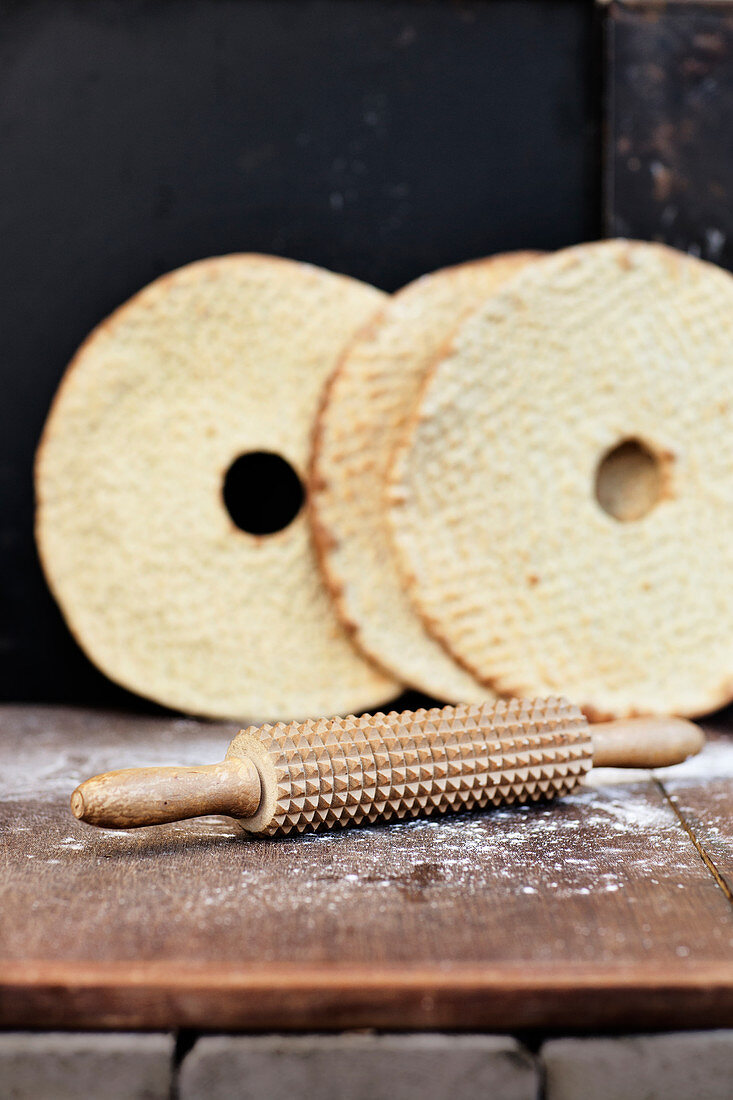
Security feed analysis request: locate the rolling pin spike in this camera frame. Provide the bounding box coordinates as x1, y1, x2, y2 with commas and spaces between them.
71, 699, 704, 837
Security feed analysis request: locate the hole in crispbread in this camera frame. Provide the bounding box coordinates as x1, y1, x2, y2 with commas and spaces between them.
223, 451, 304, 535
595, 439, 664, 522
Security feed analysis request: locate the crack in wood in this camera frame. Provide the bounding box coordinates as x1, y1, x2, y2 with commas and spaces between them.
654, 777, 733, 903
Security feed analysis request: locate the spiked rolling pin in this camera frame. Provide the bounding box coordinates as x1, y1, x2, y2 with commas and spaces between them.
71, 698, 703, 837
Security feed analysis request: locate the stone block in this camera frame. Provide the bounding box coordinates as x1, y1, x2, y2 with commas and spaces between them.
179, 1032, 538, 1100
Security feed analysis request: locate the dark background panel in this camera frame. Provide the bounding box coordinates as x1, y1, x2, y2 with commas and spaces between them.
607, 0, 733, 269
0, 0, 600, 707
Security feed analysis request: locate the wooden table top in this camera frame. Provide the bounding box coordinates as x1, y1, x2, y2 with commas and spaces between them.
1, 705, 732, 1033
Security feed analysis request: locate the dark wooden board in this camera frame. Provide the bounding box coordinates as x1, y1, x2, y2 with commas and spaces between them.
607, 0, 733, 268
1, 706, 732, 1032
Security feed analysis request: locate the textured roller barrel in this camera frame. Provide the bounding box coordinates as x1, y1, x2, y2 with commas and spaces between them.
71, 698, 704, 837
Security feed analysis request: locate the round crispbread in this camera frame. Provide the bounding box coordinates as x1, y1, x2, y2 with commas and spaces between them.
36, 254, 400, 721
388, 240, 733, 720
310, 252, 541, 700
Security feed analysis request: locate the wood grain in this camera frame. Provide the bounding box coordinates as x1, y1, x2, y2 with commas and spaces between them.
1, 705, 731, 1032
2, 960, 733, 1034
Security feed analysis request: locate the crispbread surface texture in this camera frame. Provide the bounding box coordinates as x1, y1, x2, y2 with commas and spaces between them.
36, 254, 399, 721
388, 240, 733, 720
310, 253, 541, 700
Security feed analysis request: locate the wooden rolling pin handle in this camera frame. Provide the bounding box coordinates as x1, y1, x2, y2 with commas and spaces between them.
591, 717, 704, 769
70, 757, 261, 829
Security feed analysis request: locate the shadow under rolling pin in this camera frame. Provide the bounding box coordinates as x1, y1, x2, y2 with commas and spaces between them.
71, 698, 704, 838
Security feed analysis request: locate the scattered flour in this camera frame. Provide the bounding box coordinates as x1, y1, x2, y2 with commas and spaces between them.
656, 739, 733, 782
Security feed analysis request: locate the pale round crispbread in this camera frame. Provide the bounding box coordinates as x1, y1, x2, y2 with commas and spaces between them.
36, 254, 400, 721
310, 252, 541, 700
388, 240, 733, 720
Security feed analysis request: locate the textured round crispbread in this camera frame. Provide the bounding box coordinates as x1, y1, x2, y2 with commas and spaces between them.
36, 254, 400, 721
310, 253, 541, 700
388, 240, 733, 720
